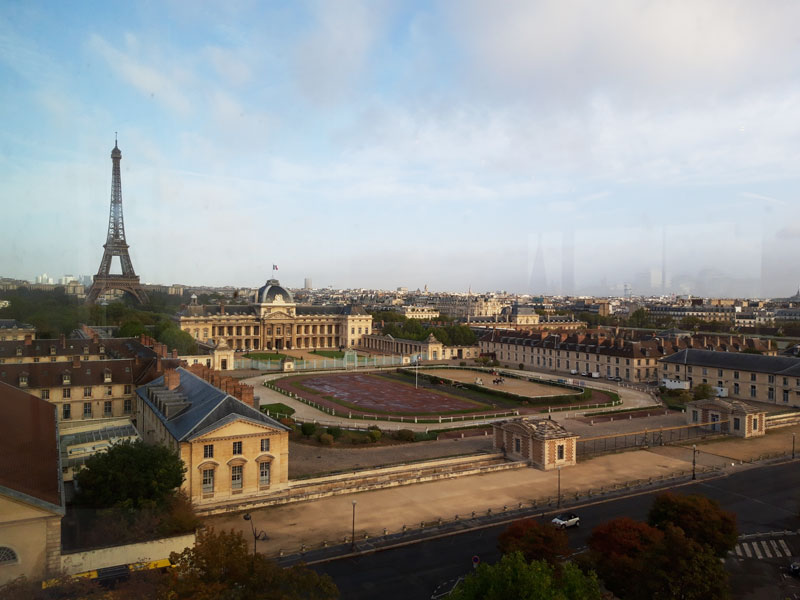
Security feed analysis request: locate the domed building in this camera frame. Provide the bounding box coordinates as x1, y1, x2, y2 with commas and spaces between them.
178, 277, 372, 352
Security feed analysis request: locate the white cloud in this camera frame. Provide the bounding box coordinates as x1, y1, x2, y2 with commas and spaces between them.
292, 0, 390, 104
88, 34, 193, 114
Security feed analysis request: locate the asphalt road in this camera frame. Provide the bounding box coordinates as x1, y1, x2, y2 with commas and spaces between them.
312, 460, 800, 600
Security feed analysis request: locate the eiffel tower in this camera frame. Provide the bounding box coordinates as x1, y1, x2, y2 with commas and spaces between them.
86, 138, 149, 304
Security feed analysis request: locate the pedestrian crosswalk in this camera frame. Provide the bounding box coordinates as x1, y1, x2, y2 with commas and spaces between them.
733, 538, 793, 560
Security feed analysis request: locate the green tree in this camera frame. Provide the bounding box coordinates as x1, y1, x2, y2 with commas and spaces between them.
692, 383, 715, 401
627, 308, 650, 328
169, 528, 339, 600
74, 439, 186, 509
449, 552, 602, 600
587, 517, 663, 598
648, 492, 738, 557
633, 524, 729, 600
497, 518, 570, 565
157, 323, 198, 354
119, 318, 147, 338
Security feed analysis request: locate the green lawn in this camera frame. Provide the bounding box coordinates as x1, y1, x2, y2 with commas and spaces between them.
244, 352, 290, 361
310, 350, 346, 359
260, 402, 296, 417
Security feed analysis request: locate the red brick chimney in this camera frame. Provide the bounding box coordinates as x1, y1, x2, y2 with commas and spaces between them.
164, 369, 181, 390
238, 384, 255, 408
60, 334, 66, 349
24, 334, 32, 346
72, 356, 80, 368
171, 349, 178, 358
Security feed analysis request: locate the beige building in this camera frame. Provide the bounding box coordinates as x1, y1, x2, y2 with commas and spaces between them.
361, 333, 480, 361
685, 397, 766, 438
0, 319, 36, 342
136, 367, 290, 506
398, 306, 440, 320
178, 279, 372, 352
660, 349, 800, 407
492, 417, 578, 470
481, 330, 774, 384
0, 382, 64, 585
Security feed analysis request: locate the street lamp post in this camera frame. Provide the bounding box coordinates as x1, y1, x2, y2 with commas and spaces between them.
793, 433, 796, 460
243, 513, 268, 570
557, 466, 562, 508
692, 444, 697, 480
351, 501, 357, 551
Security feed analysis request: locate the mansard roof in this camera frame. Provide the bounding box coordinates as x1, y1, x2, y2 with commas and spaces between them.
661, 349, 800, 376
136, 367, 289, 442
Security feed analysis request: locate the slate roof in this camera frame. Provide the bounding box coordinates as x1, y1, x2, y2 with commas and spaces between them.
0, 318, 35, 330
136, 367, 289, 442
0, 381, 63, 511
662, 349, 800, 376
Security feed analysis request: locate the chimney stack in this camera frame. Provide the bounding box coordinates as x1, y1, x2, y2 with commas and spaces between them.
164, 369, 181, 390
24, 334, 32, 346
60, 334, 66, 349
72, 356, 80, 368
171, 349, 178, 358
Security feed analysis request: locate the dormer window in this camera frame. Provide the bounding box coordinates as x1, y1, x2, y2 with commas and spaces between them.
15, 347, 22, 356
104, 369, 112, 383
19, 373, 28, 387
62, 372, 71, 385
83, 346, 89, 354
99, 346, 105, 354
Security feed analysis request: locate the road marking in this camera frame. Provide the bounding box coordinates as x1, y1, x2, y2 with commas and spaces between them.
735, 545, 743, 557
753, 543, 763, 559
770, 540, 782, 556
761, 541, 773, 558
743, 543, 753, 558
780, 539, 792, 556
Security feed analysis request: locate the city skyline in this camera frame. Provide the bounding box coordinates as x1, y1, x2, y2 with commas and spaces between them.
2, 2, 800, 295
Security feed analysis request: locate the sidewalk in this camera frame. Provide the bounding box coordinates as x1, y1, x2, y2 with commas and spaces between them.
206, 424, 800, 558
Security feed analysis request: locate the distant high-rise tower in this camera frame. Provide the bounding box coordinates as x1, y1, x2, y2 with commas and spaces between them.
661, 227, 667, 295
529, 233, 548, 294
86, 139, 148, 304
304, 278, 312, 290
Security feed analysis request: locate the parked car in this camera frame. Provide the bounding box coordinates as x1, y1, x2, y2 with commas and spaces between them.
789, 562, 800, 578
580, 372, 588, 377
612, 376, 622, 382
551, 512, 580, 529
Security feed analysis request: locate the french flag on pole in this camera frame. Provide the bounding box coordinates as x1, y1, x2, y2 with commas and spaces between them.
272, 264, 278, 271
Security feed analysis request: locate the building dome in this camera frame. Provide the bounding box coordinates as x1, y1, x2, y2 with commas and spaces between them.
257, 279, 293, 304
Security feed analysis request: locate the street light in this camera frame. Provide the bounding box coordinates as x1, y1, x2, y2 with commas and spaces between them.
557, 466, 562, 508
793, 433, 796, 460
243, 513, 268, 569
351, 501, 357, 551
692, 444, 697, 480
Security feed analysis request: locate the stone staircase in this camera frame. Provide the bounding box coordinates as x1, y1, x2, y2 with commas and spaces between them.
196, 453, 525, 515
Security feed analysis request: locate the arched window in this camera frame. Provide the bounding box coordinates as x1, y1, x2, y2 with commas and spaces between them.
0, 546, 18, 564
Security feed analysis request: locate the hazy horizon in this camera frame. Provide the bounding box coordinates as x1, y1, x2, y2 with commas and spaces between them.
2, 1, 800, 297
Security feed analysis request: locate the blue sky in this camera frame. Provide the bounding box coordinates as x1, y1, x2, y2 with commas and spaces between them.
2, 1, 800, 297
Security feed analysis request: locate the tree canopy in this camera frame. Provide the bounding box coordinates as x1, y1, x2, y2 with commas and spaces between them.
169, 528, 339, 600
74, 439, 186, 509
449, 552, 602, 600
647, 492, 738, 557
497, 518, 570, 565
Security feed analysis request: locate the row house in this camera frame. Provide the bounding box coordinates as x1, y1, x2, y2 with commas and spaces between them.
480, 330, 773, 383
660, 349, 800, 407
0, 356, 177, 425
